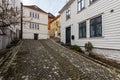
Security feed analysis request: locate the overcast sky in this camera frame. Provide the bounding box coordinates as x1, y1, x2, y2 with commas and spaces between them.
21, 0, 68, 16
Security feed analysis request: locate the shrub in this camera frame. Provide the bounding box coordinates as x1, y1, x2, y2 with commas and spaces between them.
7, 38, 19, 49
85, 42, 93, 52
11, 38, 19, 45
70, 45, 82, 52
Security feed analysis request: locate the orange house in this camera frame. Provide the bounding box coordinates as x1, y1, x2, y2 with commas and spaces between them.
50, 15, 61, 38
48, 13, 55, 30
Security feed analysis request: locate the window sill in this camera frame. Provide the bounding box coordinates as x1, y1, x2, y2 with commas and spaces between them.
88, 0, 100, 7
89, 36, 104, 39
78, 37, 87, 39
77, 7, 85, 14
66, 18, 71, 21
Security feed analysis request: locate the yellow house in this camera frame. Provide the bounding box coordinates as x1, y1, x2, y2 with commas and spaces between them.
50, 15, 61, 38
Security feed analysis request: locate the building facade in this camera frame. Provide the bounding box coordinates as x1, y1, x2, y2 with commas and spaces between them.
48, 13, 55, 38
23, 5, 48, 40
50, 15, 61, 38
59, 0, 120, 60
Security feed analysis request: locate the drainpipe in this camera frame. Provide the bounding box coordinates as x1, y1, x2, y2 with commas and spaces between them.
20, 2, 23, 39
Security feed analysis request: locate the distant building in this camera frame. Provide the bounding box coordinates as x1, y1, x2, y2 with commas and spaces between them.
48, 13, 55, 30
59, 0, 120, 60
50, 15, 61, 38
23, 5, 48, 40
48, 13, 55, 38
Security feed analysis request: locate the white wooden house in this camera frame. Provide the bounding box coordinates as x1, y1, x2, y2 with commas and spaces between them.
59, 0, 120, 60
23, 5, 49, 40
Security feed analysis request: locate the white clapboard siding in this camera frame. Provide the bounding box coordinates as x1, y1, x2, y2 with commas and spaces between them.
60, 0, 120, 50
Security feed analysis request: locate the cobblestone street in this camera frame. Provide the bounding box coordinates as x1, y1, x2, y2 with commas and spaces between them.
3, 40, 120, 80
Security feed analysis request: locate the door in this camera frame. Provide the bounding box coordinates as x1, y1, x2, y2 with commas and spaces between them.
34, 34, 38, 40
66, 27, 71, 45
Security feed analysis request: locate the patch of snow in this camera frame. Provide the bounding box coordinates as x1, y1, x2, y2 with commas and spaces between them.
43, 65, 49, 69
54, 71, 59, 75
22, 75, 29, 80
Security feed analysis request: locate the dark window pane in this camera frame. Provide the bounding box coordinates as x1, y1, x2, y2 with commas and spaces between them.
90, 15, 102, 37
96, 16, 102, 23
96, 24, 102, 36
79, 22, 86, 38
90, 26, 95, 37
90, 19, 95, 25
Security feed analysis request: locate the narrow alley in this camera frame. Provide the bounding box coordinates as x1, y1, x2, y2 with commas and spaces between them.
3, 40, 120, 80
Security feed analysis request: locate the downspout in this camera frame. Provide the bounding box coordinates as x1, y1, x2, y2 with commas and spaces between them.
20, 2, 23, 39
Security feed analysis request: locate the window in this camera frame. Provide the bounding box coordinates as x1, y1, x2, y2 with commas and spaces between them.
78, 0, 85, 12
79, 21, 86, 38
90, 0, 97, 4
38, 14, 39, 19
30, 11, 39, 19
29, 23, 32, 29
35, 13, 37, 18
33, 12, 35, 18
37, 24, 39, 30
66, 8, 71, 20
29, 23, 39, 30
34, 24, 36, 29
30, 12, 32, 17
90, 16, 102, 37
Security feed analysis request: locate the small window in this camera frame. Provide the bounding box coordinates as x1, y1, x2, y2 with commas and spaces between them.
90, 16, 102, 37
29, 23, 32, 29
34, 24, 36, 29
32, 23, 34, 29
32, 12, 34, 18
79, 21, 86, 38
38, 14, 39, 19
66, 8, 71, 20
30, 12, 32, 17
78, 0, 85, 12
37, 24, 39, 30
35, 13, 37, 18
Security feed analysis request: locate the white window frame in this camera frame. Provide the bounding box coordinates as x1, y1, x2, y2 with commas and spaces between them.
77, 0, 85, 12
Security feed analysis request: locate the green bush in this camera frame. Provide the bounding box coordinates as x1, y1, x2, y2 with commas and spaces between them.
85, 42, 93, 52
70, 45, 82, 52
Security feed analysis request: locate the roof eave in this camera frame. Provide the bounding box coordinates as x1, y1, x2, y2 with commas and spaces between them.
23, 5, 48, 14
59, 0, 75, 14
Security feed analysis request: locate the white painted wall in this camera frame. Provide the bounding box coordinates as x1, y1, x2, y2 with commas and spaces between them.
60, 0, 120, 50
23, 6, 48, 39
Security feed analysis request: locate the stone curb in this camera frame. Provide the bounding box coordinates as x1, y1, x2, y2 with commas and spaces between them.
51, 39, 120, 74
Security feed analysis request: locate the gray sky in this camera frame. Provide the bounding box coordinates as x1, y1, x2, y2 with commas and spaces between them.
21, 0, 67, 16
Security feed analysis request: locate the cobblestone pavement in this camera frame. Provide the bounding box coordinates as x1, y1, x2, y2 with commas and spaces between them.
3, 39, 120, 80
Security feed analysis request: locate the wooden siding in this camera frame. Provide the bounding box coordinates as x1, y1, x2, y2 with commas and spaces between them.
60, 0, 120, 50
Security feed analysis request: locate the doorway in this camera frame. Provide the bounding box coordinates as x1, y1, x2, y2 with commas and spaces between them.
66, 27, 71, 45
34, 34, 38, 40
